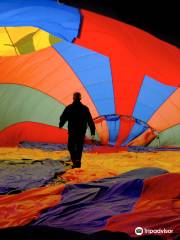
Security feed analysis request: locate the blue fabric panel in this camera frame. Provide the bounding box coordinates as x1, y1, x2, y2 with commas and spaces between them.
133, 76, 176, 122
106, 116, 120, 145
97, 168, 168, 187
128, 146, 180, 152
121, 122, 148, 146
0, 0, 80, 42
122, 76, 177, 145
53, 41, 115, 116
0, 159, 65, 194
20, 142, 95, 152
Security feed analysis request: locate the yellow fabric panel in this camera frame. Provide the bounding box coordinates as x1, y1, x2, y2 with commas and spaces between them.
1, 148, 179, 185
33, 28, 61, 51
0, 27, 17, 55
61, 151, 180, 184
3, 27, 38, 42
0, 27, 61, 56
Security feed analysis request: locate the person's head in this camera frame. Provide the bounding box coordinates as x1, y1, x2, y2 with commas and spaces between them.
73, 92, 81, 102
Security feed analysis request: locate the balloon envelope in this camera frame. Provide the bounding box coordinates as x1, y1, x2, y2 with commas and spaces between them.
0, 0, 179, 147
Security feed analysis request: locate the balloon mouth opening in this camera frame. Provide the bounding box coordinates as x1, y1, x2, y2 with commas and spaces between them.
94, 114, 158, 146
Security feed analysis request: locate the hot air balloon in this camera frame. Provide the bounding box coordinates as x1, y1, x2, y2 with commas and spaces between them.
0, 0, 179, 148
0, 2, 179, 240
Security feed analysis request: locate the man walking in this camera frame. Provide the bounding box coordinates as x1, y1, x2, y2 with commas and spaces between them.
59, 92, 95, 168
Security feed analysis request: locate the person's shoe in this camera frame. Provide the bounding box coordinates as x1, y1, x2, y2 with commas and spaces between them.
72, 160, 81, 168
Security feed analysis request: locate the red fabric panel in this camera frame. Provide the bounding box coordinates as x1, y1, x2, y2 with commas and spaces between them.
105, 173, 180, 239
77, 10, 180, 91
0, 122, 68, 146
115, 118, 135, 146
0, 185, 65, 228
75, 10, 180, 144
75, 10, 145, 116
89, 146, 128, 153
0, 122, 91, 146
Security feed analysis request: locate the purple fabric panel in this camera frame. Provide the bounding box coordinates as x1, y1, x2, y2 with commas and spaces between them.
31, 168, 167, 233
0, 159, 65, 194
32, 179, 143, 233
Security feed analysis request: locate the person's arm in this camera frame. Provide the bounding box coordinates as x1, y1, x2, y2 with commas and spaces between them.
87, 108, 95, 136
59, 107, 69, 128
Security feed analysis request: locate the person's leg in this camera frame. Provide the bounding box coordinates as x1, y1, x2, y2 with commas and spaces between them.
68, 135, 76, 165
74, 137, 84, 168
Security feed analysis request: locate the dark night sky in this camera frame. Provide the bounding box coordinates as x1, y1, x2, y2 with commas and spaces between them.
61, 0, 180, 48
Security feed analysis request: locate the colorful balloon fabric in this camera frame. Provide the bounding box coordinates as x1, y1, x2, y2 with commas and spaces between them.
0, 168, 179, 239
0, 159, 65, 194
0, 2, 179, 240
0, 0, 179, 147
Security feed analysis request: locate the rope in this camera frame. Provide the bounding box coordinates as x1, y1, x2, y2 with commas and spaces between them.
4, 27, 19, 55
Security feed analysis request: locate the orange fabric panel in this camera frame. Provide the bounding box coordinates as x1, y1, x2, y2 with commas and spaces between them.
61, 168, 118, 185
0, 46, 98, 119
0, 122, 68, 147
93, 117, 109, 144
95, 121, 109, 145
127, 128, 157, 146
0, 46, 105, 141
0, 184, 64, 228
148, 89, 180, 131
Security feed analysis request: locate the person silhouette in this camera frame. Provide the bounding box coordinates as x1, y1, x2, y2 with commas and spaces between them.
59, 92, 95, 168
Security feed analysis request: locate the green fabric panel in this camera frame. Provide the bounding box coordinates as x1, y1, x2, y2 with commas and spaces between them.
148, 124, 180, 147
15, 31, 61, 54
49, 34, 61, 46
0, 84, 65, 130
15, 31, 35, 54
0, 84, 99, 139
